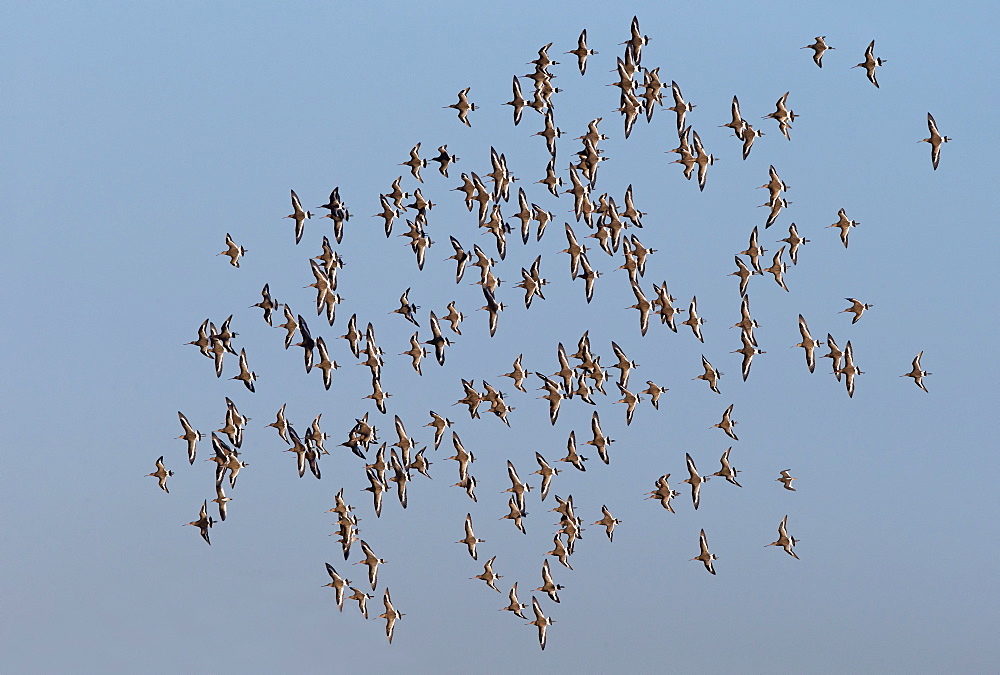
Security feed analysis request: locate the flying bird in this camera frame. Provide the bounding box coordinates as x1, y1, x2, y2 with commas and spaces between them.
901, 351, 932, 392
853, 40, 886, 88
446, 87, 477, 126
691, 529, 718, 575
146, 456, 173, 493
802, 36, 834, 67
920, 113, 951, 170
284, 190, 312, 244
767, 515, 800, 559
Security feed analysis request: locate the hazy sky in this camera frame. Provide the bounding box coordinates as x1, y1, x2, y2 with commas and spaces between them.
2, 2, 998, 673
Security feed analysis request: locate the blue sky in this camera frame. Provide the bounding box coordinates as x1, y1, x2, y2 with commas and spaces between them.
2, 2, 998, 672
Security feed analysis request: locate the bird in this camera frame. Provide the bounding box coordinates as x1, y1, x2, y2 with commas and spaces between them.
347, 587, 373, 619
307, 337, 337, 388
762, 195, 791, 229
356, 540, 387, 590
229, 348, 256, 392
479, 287, 506, 338
721, 95, 747, 139
146, 456, 172, 493
501, 583, 528, 619
177, 411, 203, 465
284, 190, 312, 244
293, 315, 315, 374
901, 351, 932, 392
741, 226, 767, 274
501, 354, 529, 394
212, 485, 231, 521
802, 36, 834, 67
837, 340, 863, 398
594, 505, 621, 542
401, 332, 427, 376
668, 80, 696, 134
534, 109, 562, 157
732, 331, 765, 382
767, 515, 800, 559
401, 142, 426, 182
682, 296, 705, 342
731, 256, 757, 297
408, 447, 432, 479
920, 113, 951, 170
652, 282, 683, 331
250, 283, 279, 326
691, 529, 718, 575
185, 500, 214, 545
713, 404, 739, 441
391, 288, 420, 327
794, 314, 824, 373
641, 381, 667, 411
364, 376, 391, 414
532, 452, 559, 501
185, 318, 213, 359
425, 410, 452, 450
615, 383, 640, 426
453, 474, 478, 502
822, 334, 845, 381
627, 281, 653, 336
763, 246, 790, 291
505, 460, 532, 513
853, 40, 885, 88
446, 236, 469, 284
780, 223, 809, 265
374, 194, 398, 237
558, 430, 588, 472
458, 513, 484, 560
219, 233, 246, 268
277, 305, 299, 351
446, 87, 477, 126
536, 372, 564, 425
388, 450, 409, 508
763, 92, 797, 140
424, 312, 452, 366
585, 410, 614, 464
546, 534, 573, 570
363, 467, 387, 517
841, 298, 874, 324
776, 470, 797, 491
647, 474, 680, 513
691, 130, 715, 191
378, 589, 403, 644
317, 188, 351, 241
535, 559, 564, 603
711, 447, 742, 487
473, 556, 503, 592
741, 123, 763, 160
211, 314, 238, 356
264, 405, 290, 446
501, 495, 527, 535
528, 596, 554, 650
695, 355, 722, 394
504, 75, 527, 126
683, 453, 709, 510
322, 563, 349, 611
566, 29, 597, 75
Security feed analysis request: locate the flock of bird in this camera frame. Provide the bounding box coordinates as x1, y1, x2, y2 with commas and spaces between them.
152, 18, 940, 650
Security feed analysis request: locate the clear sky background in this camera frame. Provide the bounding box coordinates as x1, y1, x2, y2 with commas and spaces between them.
2, 2, 998, 673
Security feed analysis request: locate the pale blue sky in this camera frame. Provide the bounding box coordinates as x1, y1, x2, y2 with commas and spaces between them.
2, 2, 998, 672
